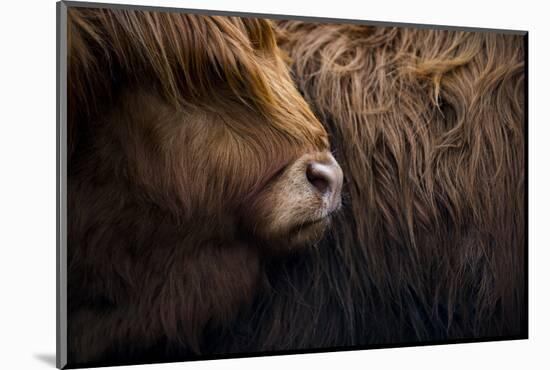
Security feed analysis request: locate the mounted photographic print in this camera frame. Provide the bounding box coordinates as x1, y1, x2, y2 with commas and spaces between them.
56, 1, 528, 368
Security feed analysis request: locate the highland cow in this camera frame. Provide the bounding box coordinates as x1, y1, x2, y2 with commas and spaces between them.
67, 8, 342, 366
65, 6, 526, 368
220, 22, 526, 352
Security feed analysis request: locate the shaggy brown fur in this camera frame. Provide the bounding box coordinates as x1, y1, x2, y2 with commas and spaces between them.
67, 8, 335, 366
219, 22, 525, 351
66, 6, 526, 366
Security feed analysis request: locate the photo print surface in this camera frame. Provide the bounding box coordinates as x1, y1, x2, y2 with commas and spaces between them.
58, 2, 527, 368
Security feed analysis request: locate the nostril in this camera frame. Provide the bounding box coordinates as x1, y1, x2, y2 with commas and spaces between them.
306, 162, 332, 195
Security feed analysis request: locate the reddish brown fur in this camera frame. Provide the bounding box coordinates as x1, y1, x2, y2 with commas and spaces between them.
221, 22, 525, 351
67, 7, 526, 366
67, 8, 332, 365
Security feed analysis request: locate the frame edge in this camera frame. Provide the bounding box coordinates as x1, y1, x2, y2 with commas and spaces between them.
57, 1, 68, 368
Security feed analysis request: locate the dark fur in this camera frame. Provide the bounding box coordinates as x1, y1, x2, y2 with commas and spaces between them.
67, 8, 329, 366
221, 22, 525, 352
67, 7, 526, 367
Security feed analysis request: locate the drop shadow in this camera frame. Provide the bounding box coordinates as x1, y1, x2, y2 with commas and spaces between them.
34, 353, 56, 367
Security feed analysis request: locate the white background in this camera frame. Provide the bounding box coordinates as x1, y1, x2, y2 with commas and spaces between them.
0, 0, 547, 369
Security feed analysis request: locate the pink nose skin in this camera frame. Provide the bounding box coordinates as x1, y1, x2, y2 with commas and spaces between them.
306, 156, 343, 213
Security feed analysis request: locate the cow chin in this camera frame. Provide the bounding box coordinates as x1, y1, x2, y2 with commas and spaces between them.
244, 151, 343, 253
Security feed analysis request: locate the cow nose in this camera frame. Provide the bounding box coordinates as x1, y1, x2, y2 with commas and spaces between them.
306, 157, 343, 211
